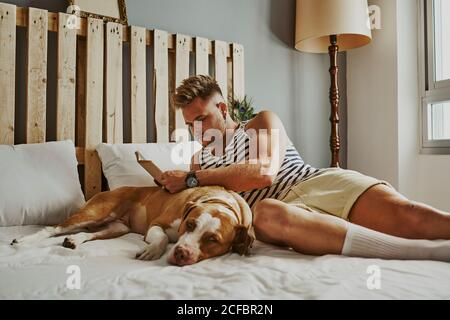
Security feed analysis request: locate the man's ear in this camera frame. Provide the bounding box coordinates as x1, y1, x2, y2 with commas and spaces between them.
216, 102, 228, 117
232, 225, 255, 256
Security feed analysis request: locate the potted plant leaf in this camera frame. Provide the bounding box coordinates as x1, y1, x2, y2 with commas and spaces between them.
228, 95, 256, 122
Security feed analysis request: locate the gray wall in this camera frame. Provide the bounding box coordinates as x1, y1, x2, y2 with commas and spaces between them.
4, 0, 347, 169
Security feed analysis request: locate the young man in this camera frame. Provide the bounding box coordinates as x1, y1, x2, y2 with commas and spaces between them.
160, 75, 450, 262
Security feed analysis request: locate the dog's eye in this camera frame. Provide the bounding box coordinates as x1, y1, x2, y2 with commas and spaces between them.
186, 221, 196, 232
208, 235, 218, 243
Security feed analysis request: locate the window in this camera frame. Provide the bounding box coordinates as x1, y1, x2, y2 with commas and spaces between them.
433, 0, 450, 82
420, 0, 450, 154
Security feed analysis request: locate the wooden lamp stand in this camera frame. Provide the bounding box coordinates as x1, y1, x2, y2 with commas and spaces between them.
329, 35, 340, 168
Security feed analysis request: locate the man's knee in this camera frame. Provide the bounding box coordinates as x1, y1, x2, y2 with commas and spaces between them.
253, 199, 291, 240
254, 199, 286, 228
253, 199, 294, 245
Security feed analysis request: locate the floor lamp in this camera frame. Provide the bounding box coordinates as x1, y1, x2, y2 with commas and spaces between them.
295, 0, 372, 167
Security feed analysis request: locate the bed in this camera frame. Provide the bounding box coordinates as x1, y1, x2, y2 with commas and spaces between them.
0, 3, 449, 300
2, 226, 450, 299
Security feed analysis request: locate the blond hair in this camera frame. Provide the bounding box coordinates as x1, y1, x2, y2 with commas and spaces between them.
172, 75, 223, 109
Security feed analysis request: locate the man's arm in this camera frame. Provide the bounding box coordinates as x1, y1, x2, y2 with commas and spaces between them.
195, 111, 287, 191
162, 111, 288, 193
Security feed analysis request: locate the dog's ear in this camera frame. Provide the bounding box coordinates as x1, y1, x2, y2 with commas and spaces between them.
232, 225, 255, 256
229, 191, 253, 228
228, 191, 255, 256
182, 201, 197, 220
196, 195, 239, 210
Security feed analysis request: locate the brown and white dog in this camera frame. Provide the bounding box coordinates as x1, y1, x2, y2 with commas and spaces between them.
11, 186, 255, 266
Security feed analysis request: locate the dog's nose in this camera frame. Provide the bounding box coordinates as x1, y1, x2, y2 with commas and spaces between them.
174, 246, 188, 261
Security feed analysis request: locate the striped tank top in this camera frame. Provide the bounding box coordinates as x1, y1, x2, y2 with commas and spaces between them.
198, 120, 321, 208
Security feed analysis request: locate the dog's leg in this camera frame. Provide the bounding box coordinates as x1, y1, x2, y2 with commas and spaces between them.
165, 218, 181, 243
12, 187, 138, 246
62, 222, 130, 249
11, 209, 112, 246
135, 226, 169, 261
10, 226, 65, 246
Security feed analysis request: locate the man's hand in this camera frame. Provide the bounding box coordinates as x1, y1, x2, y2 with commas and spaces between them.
160, 170, 188, 193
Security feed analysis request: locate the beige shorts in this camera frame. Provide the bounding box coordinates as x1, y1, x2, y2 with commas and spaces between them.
281, 168, 395, 220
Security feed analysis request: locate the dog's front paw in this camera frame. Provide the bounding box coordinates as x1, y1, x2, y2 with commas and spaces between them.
135, 243, 166, 261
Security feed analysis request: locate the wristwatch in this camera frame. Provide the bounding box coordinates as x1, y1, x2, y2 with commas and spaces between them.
185, 171, 199, 188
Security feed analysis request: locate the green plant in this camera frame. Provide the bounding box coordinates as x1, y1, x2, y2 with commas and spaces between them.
228, 95, 256, 122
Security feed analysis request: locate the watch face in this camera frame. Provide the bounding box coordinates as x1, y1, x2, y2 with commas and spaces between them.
187, 176, 198, 188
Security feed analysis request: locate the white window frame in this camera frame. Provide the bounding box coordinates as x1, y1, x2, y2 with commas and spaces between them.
419, 0, 450, 154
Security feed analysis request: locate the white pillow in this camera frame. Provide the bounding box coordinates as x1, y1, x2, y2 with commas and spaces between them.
96, 141, 202, 190
0, 140, 86, 226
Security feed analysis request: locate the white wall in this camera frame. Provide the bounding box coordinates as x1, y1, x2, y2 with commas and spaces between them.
347, 0, 450, 211
417, 156, 450, 210
347, 0, 399, 188
397, 0, 419, 200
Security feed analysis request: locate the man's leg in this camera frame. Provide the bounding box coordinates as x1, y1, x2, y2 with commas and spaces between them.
348, 184, 450, 240
253, 199, 347, 255
253, 199, 450, 262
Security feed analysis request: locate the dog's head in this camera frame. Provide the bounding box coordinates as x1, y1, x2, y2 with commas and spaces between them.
167, 191, 255, 266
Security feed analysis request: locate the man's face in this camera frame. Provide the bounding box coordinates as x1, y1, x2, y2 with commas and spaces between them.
182, 95, 226, 147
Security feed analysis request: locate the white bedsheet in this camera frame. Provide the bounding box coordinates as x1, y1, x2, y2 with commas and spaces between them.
0, 226, 449, 299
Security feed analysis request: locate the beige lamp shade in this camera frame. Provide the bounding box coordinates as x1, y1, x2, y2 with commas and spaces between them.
295, 0, 372, 53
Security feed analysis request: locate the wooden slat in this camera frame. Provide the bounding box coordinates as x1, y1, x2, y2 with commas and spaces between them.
26, 7, 48, 143
214, 40, 228, 102
0, 3, 16, 144
105, 22, 123, 143
76, 147, 84, 164
56, 13, 77, 141
130, 26, 147, 143
76, 38, 86, 147
232, 43, 245, 101
174, 34, 190, 138
17, 7, 85, 38
14, 7, 234, 57
227, 57, 233, 106
16, 6, 26, 27
154, 29, 169, 143
85, 18, 104, 199
168, 48, 176, 141
195, 37, 209, 76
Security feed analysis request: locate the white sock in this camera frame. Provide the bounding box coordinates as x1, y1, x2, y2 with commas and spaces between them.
341, 223, 450, 262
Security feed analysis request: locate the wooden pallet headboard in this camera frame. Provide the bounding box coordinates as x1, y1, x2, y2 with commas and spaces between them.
0, 3, 245, 200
